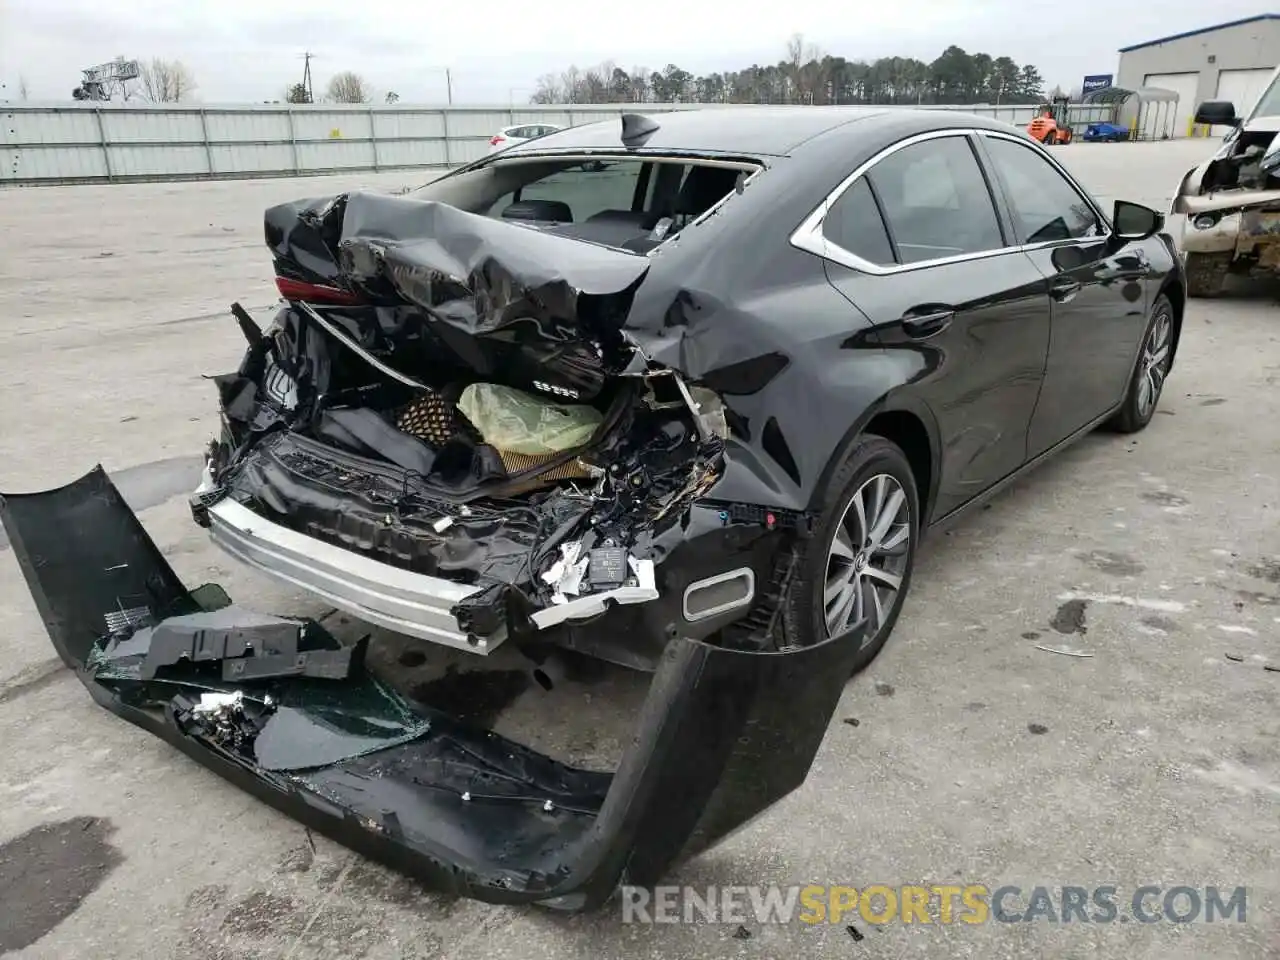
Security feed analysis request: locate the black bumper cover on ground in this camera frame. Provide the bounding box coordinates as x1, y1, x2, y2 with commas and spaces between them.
1, 466, 865, 910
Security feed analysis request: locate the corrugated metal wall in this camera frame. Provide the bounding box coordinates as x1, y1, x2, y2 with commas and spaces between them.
1, 102, 1052, 187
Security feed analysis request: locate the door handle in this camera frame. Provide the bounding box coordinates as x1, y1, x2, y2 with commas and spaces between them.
900, 309, 954, 339
1050, 278, 1082, 303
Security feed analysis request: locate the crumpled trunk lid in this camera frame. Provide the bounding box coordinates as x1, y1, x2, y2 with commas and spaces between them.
267, 192, 654, 400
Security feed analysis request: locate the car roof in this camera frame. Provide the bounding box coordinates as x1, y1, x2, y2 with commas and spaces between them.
500, 106, 1019, 158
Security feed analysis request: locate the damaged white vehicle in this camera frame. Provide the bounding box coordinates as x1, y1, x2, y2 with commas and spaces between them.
1174, 64, 1280, 296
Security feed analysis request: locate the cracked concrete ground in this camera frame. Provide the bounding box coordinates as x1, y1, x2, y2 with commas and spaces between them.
1, 139, 1278, 959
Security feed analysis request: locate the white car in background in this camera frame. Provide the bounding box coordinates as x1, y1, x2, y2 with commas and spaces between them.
1174, 63, 1280, 296
487, 123, 564, 153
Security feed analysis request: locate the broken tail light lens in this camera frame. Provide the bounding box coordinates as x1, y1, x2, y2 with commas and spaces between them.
275, 276, 362, 305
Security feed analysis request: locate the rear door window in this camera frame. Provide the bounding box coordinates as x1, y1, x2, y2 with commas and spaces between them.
866, 137, 1005, 264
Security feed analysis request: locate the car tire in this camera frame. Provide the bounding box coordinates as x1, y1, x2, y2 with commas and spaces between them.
1185, 251, 1231, 298
779, 434, 920, 674
1106, 293, 1175, 434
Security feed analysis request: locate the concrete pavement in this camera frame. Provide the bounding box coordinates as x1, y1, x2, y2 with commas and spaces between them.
1, 138, 1278, 960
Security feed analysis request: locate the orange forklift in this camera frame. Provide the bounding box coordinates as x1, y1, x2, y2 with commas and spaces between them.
1027, 95, 1074, 145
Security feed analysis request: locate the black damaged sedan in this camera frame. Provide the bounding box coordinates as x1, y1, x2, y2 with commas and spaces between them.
197, 105, 1183, 672
2, 106, 1185, 908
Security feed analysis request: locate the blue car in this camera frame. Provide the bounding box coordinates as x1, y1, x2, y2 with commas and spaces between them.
1084, 122, 1131, 142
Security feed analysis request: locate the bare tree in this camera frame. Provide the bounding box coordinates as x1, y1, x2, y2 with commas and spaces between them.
326, 71, 371, 103
561, 66, 582, 103
138, 58, 198, 102
530, 73, 562, 103
384, 91, 400, 104
786, 33, 805, 74
582, 64, 608, 102
18, 75, 30, 100
629, 66, 651, 102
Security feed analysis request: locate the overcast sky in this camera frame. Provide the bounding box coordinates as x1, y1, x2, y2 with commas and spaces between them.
0, 0, 1274, 104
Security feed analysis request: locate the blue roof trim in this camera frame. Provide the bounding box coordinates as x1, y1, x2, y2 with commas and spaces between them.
1118, 13, 1280, 52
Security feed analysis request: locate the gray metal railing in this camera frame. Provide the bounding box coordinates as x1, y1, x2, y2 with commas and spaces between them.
1, 101, 1059, 186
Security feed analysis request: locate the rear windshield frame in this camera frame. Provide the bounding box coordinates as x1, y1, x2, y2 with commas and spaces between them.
409, 152, 765, 254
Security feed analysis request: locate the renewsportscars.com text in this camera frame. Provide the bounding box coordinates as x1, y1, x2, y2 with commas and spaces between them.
620, 884, 1248, 926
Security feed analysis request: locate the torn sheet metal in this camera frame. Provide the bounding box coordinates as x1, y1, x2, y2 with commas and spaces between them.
268, 192, 651, 345
260, 184, 890, 514
2, 466, 867, 910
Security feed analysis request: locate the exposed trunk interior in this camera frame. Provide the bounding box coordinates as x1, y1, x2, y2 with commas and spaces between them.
210, 297, 723, 560
205, 296, 726, 634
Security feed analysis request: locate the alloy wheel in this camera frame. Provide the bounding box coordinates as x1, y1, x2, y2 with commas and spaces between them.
1136, 306, 1172, 420
823, 474, 911, 641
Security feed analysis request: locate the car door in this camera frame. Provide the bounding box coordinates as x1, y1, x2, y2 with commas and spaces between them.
817, 131, 1052, 520
974, 132, 1151, 458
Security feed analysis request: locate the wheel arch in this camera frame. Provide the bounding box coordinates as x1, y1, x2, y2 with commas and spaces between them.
1157, 275, 1185, 370
807, 394, 942, 526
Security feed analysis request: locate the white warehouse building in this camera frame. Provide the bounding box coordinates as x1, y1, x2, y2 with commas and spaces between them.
1116, 14, 1280, 135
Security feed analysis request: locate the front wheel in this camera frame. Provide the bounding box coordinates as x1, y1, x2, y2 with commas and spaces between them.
1106, 293, 1174, 433
780, 435, 920, 673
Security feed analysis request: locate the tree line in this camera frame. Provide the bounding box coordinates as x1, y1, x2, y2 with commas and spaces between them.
532, 35, 1047, 106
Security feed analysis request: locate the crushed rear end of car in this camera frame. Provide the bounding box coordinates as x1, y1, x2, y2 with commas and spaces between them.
194, 187, 790, 669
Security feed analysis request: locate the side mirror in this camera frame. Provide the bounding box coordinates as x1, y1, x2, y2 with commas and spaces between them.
1113, 200, 1163, 241
1194, 100, 1239, 127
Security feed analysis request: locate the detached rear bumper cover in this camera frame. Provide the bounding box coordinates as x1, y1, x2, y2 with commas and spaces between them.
1, 467, 865, 910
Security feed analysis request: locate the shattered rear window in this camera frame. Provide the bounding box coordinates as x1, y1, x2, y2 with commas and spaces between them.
488, 160, 648, 222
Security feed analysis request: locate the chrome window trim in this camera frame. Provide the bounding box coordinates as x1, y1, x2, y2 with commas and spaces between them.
789, 127, 1114, 275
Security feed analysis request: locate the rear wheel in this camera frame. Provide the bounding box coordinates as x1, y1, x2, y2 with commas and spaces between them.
780, 435, 919, 673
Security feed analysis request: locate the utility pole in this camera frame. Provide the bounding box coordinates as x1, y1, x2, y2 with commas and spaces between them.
446, 68, 453, 105
298, 51, 317, 103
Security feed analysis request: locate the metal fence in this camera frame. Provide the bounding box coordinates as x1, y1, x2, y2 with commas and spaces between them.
1, 101, 1099, 187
